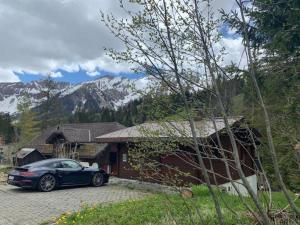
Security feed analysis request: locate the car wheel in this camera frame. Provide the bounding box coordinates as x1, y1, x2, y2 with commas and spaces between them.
38, 174, 56, 192
92, 173, 104, 187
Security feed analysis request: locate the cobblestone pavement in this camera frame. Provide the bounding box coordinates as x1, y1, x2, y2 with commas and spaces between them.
0, 182, 149, 225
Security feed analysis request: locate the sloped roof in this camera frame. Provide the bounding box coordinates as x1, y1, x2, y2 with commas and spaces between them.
96, 117, 243, 143
16, 148, 40, 158
28, 122, 126, 146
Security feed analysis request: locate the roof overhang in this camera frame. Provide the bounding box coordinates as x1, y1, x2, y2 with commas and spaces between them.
95, 117, 247, 143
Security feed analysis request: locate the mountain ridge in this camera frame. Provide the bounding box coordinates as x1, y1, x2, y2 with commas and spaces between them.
0, 76, 150, 115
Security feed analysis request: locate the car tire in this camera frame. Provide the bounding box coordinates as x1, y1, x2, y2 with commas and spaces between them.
91, 172, 104, 187
38, 174, 56, 192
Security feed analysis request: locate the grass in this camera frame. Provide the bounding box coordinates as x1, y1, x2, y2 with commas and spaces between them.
0, 166, 12, 174
54, 186, 300, 225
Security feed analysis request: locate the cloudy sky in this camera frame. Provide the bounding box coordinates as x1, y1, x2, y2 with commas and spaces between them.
0, 0, 242, 83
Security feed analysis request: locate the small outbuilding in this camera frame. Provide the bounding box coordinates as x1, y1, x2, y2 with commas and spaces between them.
14, 148, 44, 166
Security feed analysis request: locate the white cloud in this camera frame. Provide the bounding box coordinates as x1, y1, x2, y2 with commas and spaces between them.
0, 69, 20, 82
49, 71, 63, 78
220, 37, 246, 68
0, 0, 239, 82
227, 27, 238, 36
86, 71, 100, 77
81, 55, 132, 74
61, 64, 80, 73
0, 0, 128, 82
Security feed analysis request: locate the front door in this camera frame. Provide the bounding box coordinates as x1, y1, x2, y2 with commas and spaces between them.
109, 152, 118, 176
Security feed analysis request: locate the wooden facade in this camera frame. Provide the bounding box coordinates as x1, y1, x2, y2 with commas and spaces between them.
101, 135, 256, 186
96, 117, 260, 187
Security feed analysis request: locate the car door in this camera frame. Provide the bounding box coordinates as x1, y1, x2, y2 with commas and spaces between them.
48, 161, 65, 186
58, 160, 89, 186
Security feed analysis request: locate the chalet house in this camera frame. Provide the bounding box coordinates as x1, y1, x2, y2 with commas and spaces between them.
96, 117, 260, 196
26, 122, 125, 165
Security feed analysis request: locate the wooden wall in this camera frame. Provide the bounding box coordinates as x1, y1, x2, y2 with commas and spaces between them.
109, 135, 256, 186
117, 144, 140, 179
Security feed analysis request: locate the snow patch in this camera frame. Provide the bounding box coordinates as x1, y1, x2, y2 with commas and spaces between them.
0, 95, 19, 114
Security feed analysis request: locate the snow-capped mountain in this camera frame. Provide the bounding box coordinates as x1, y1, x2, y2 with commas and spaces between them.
0, 76, 151, 115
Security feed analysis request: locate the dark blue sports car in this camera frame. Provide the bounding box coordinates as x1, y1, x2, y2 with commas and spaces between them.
7, 158, 109, 192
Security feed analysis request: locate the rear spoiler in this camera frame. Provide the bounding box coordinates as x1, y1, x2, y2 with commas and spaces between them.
14, 167, 29, 171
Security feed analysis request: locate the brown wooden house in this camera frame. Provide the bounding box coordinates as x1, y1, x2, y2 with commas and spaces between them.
96, 117, 260, 195
25, 122, 125, 166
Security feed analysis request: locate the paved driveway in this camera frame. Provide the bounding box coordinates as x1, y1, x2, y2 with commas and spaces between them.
0, 183, 149, 225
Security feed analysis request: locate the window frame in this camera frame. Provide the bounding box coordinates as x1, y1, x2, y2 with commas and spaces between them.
122, 153, 128, 162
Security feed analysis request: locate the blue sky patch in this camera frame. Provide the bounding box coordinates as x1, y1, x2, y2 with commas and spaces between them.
219, 23, 240, 39
17, 69, 144, 84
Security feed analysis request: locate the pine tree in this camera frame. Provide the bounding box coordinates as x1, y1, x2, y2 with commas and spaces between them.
16, 95, 40, 145
0, 113, 15, 143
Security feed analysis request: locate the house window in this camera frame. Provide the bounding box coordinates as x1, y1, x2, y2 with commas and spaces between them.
122, 153, 128, 162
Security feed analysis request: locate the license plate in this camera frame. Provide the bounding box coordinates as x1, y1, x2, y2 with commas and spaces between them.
8, 176, 14, 180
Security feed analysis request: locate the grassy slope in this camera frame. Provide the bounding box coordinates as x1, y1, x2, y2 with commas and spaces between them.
55, 186, 300, 225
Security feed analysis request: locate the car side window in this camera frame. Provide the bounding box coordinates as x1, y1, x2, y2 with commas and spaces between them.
48, 162, 63, 168
61, 160, 82, 169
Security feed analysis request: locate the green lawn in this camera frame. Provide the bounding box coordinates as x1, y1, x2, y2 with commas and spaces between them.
0, 166, 12, 174
55, 186, 300, 225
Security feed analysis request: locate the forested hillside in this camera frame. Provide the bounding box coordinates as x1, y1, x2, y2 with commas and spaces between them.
69, 75, 244, 126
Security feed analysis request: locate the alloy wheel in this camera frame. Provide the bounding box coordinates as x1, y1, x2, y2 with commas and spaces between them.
39, 174, 56, 192
92, 173, 104, 187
